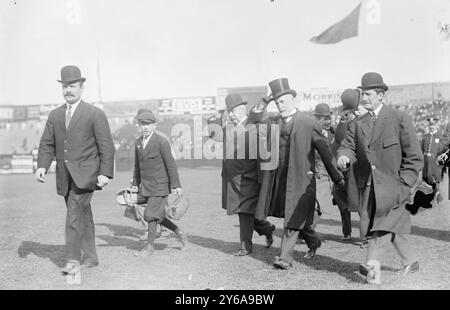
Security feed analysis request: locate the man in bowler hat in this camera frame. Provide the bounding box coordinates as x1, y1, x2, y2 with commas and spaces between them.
132, 111, 185, 256
250, 78, 344, 269
207, 94, 275, 256
36, 65, 115, 274
337, 72, 423, 284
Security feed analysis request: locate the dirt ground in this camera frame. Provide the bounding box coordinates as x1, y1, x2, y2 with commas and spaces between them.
0, 167, 449, 290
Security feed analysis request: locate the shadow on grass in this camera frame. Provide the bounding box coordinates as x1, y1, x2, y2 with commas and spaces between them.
187, 234, 386, 284
320, 218, 450, 242
187, 234, 279, 264
17, 241, 66, 268
96, 223, 145, 239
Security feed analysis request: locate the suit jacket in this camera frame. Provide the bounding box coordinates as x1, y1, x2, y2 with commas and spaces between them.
133, 131, 181, 197
250, 109, 343, 230
37, 101, 115, 196
338, 105, 423, 234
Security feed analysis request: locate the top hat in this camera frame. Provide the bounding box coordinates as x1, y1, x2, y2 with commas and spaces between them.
225, 94, 247, 111
268, 78, 297, 101
57, 65, 86, 84
358, 72, 388, 91
136, 111, 157, 124
341, 89, 360, 111
314, 103, 332, 117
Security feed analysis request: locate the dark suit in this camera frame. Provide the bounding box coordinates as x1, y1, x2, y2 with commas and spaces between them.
338, 105, 423, 266
207, 116, 273, 251
37, 101, 115, 264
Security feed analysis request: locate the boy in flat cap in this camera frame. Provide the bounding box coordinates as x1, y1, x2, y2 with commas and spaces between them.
132, 111, 185, 256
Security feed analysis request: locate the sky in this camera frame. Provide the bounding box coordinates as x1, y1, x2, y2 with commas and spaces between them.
1, 0, 449, 105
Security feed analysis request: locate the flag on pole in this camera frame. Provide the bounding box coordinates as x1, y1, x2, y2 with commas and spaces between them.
310, 2, 362, 44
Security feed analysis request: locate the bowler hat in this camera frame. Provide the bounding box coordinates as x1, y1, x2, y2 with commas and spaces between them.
341, 89, 360, 111
268, 78, 297, 101
57, 65, 86, 84
358, 72, 388, 91
225, 94, 247, 111
136, 111, 157, 124
314, 103, 332, 117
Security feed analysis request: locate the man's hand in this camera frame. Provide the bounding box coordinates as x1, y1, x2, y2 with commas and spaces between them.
97, 175, 110, 187
35, 168, 47, 183
337, 155, 351, 171
336, 178, 346, 190
437, 152, 448, 166
173, 188, 182, 196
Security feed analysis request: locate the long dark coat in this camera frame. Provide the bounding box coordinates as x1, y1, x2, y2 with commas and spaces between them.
338, 105, 423, 235
251, 110, 343, 230
37, 101, 115, 196
207, 116, 260, 215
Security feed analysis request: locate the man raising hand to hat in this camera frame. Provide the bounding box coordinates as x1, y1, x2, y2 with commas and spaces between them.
250, 78, 345, 270
36, 65, 115, 275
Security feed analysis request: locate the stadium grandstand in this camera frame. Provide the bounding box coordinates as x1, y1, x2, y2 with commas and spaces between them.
1, 82, 449, 174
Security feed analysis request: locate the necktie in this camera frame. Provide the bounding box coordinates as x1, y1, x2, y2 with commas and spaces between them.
66, 105, 72, 129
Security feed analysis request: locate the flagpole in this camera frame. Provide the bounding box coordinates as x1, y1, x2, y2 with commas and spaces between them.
97, 50, 103, 104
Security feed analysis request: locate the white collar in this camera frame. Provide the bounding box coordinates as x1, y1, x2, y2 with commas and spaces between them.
370, 103, 383, 117
236, 116, 248, 127
67, 98, 82, 113
143, 131, 154, 141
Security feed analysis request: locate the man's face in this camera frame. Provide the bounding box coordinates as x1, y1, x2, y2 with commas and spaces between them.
62, 82, 83, 104
416, 131, 424, 141
361, 89, 383, 112
428, 119, 439, 132
228, 105, 246, 124
138, 122, 156, 137
275, 94, 296, 118
316, 115, 332, 130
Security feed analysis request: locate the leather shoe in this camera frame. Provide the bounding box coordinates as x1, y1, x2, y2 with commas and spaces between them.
82, 260, 99, 269
62, 260, 80, 275
175, 230, 187, 249
273, 259, 292, 270
397, 261, 419, 275
233, 249, 252, 256
358, 264, 371, 276
265, 224, 276, 248
303, 248, 317, 259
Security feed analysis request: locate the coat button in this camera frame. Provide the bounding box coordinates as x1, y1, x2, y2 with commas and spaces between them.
371, 165, 376, 170
64, 160, 68, 163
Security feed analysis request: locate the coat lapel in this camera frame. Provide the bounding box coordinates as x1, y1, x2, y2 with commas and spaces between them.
66, 100, 85, 133
370, 105, 388, 144
290, 110, 302, 136
358, 113, 372, 141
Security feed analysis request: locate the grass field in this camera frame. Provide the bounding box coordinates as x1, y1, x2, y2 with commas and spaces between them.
0, 167, 449, 290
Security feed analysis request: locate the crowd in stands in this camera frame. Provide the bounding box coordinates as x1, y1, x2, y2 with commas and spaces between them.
1, 100, 449, 158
